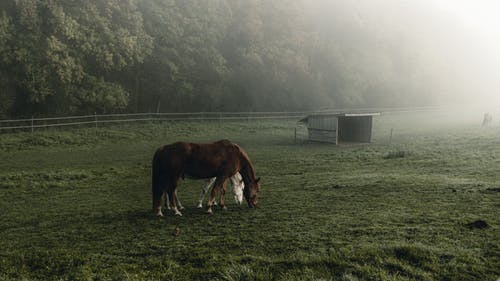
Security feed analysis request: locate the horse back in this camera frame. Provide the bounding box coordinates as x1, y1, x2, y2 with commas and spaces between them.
187, 141, 241, 177
153, 142, 191, 175
154, 140, 241, 179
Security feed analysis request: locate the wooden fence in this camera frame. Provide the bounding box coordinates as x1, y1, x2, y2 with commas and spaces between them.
0, 107, 445, 133
0, 111, 309, 132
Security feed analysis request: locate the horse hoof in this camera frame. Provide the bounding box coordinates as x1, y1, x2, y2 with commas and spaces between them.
174, 212, 182, 216
221, 206, 227, 211
178, 206, 185, 210
155, 211, 164, 217
206, 209, 213, 215
196, 204, 203, 209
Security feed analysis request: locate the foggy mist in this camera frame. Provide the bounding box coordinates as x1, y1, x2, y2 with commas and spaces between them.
0, 0, 499, 116
310, 0, 500, 107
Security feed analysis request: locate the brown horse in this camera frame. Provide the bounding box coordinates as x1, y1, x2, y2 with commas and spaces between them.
152, 140, 261, 216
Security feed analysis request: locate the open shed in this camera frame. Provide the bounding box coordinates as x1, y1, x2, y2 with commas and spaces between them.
299, 112, 380, 144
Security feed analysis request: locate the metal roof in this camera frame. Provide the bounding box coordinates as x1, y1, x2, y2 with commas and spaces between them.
298, 112, 380, 123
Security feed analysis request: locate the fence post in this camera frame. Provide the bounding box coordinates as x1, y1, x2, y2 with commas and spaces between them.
31, 116, 34, 134
294, 127, 297, 144
94, 112, 98, 131
389, 128, 393, 144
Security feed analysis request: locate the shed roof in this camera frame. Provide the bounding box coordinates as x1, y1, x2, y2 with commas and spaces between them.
298, 112, 380, 123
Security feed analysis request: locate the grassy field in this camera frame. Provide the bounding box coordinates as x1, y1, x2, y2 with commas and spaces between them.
0, 112, 499, 281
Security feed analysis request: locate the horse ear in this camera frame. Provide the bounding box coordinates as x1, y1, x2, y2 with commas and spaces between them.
256, 177, 261, 183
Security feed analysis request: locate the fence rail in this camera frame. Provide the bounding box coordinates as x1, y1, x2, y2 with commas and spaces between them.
0, 112, 306, 132
0, 106, 446, 132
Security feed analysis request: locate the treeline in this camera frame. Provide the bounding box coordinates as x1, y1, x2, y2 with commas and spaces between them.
0, 0, 481, 117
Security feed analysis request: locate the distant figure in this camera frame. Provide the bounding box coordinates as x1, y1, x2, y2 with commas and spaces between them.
482, 113, 492, 126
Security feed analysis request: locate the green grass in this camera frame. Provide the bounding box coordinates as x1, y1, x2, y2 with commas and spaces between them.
0, 114, 499, 280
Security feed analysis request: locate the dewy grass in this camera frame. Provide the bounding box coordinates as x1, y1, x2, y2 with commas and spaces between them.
0, 115, 499, 280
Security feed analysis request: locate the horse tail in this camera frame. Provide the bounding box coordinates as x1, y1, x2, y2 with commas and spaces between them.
152, 148, 163, 214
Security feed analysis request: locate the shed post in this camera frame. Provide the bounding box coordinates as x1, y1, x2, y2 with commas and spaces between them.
335, 117, 339, 145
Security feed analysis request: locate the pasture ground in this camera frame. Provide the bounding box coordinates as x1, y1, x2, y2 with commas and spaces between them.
0, 111, 499, 280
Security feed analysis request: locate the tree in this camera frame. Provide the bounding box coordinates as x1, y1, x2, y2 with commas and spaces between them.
1, 0, 152, 116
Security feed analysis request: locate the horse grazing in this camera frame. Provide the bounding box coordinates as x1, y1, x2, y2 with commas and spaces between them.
152, 140, 261, 216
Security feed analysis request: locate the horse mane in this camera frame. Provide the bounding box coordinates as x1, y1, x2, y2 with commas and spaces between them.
235, 144, 257, 185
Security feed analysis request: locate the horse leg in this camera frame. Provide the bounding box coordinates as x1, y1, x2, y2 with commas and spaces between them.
163, 191, 181, 210
164, 192, 184, 210
175, 189, 184, 210
230, 173, 244, 205
219, 179, 228, 211
207, 177, 226, 214
166, 178, 182, 216
152, 177, 167, 217
197, 178, 215, 208
163, 193, 171, 210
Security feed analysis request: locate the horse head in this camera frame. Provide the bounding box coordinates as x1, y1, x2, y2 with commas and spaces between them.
243, 177, 261, 208
235, 144, 261, 208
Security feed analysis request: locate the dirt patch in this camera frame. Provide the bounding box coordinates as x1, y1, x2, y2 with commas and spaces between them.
465, 220, 489, 229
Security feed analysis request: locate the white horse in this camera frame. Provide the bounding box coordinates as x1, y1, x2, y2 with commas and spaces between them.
197, 172, 244, 208
163, 173, 244, 211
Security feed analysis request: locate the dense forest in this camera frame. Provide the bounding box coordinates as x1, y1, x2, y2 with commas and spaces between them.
0, 0, 497, 117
